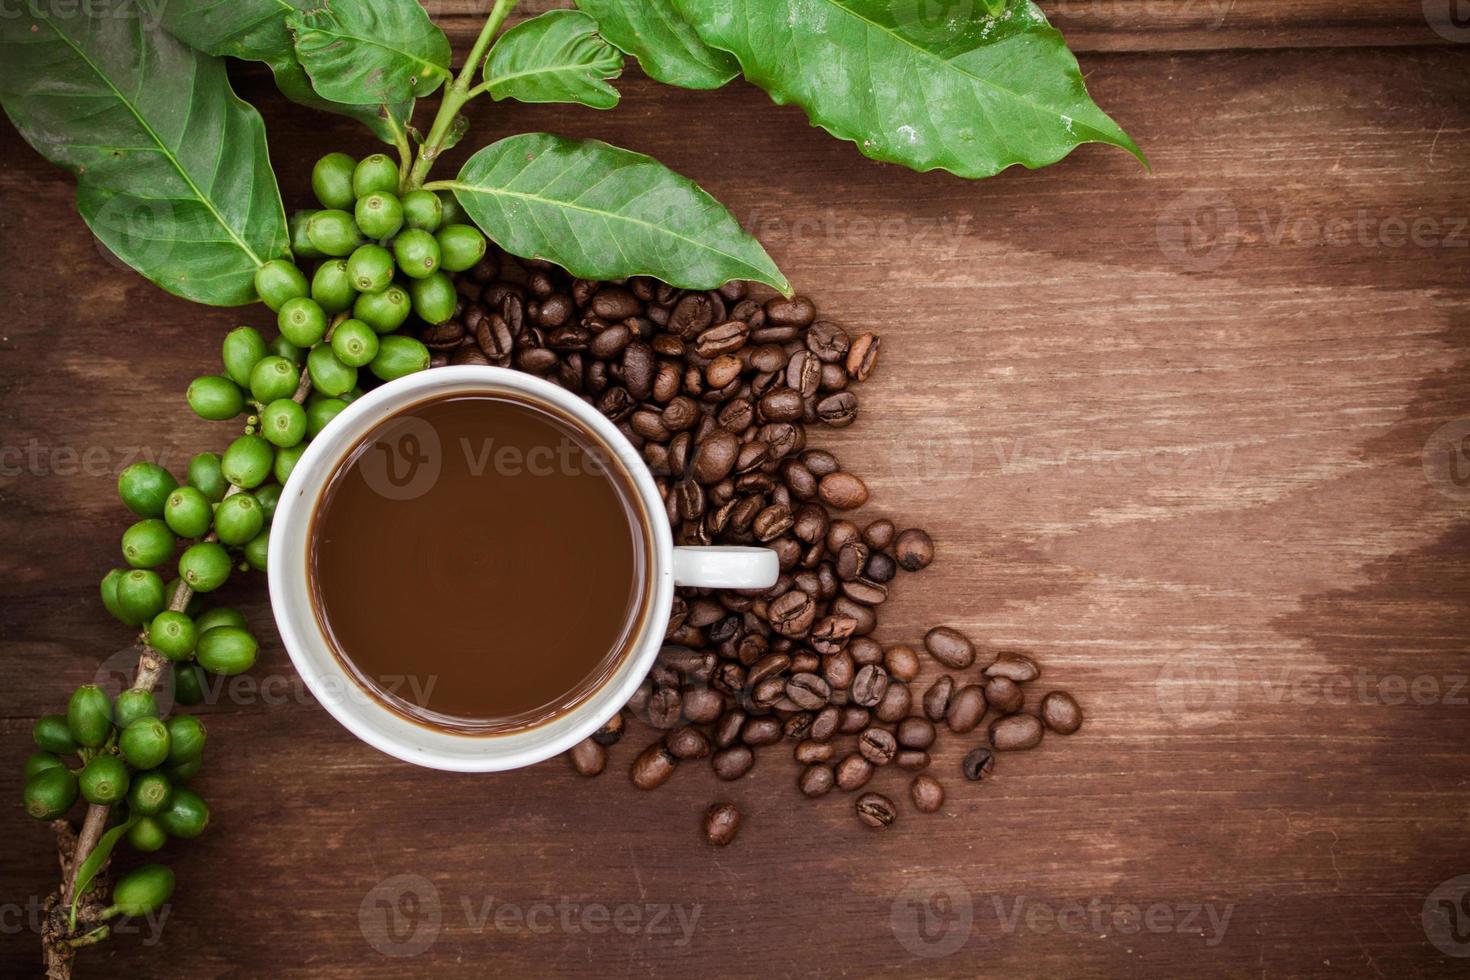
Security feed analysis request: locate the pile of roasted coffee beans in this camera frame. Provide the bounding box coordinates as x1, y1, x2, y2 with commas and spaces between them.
443, 250, 1084, 845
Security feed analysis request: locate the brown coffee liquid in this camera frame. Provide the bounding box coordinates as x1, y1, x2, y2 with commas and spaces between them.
308, 393, 649, 732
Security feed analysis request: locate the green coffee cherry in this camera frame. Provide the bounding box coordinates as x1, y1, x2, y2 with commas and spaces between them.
108, 865, 175, 917
370, 335, 432, 382
278, 296, 328, 347
409, 271, 456, 324
196, 626, 258, 676
113, 689, 160, 728
215, 493, 265, 545
163, 486, 212, 539
118, 463, 178, 519
355, 191, 404, 240
273, 443, 306, 485
347, 244, 395, 293
166, 756, 203, 784
402, 189, 444, 231
195, 607, 247, 634
270, 334, 306, 366
306, 397, 349, 438
25, 751, 64, 780
172, 663, 207, 707
306, 209, 362, 257
79, 754, 130, 805
311, 258, 358, 314
290, 210, 325, 261
67, 685, 113, 748
243, 531, 270, 571
437, 224, 487, 272
186, 452, 228, 503
148, 611, 198, 661
249, 355, 300, 404
187, 375, 246, 421
312, 152, 357, 210
353, 153, 399, 197
129, 771, 173, 816
329, 319, 379, 368
222, 434, 276, 489
160, 788, 209, 839
179, 541, 232, 592
119, 717, 171, 770
100, 568, 131, 624
392, 228, 441, 279
166, 715, 207, 763
254, 259, 309, 312
221, 326, 269, 388
127, 816, 168, 853
438, 190, 468, 226
24, 767, 78, 820
122, 519, 174, 569
254, 484, 282, 523
353, 284, 412, 333
116, 570, 167, 625
33, 714, 76, 755
308, 344, 358, 397
259, 398, 306, 449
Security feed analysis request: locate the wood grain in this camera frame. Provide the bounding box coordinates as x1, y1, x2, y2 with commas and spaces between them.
3, 25, 1470, 980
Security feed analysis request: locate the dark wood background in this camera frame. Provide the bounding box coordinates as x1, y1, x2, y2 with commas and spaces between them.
4, 2, 1469, 976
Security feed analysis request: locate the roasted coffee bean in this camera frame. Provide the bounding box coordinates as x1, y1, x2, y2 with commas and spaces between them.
518, 347, 559, 372
855, 792, 896, 829
712, 745, 755, 779
795, 740, 835, 764
786, 349, 821, 397
751, 676, 786, 708
811, 705, 841, 741
865, 551, 897, 583
826, 519, 860, 553
802, 449, 840, 476
631, 743, 677, 789
961, 747, 996, 780
666, 725, 712, 760
822, 650, 856, 691
748, 652, 792, 687
884, 645, 920, 682
783, 711, 815, 739
806, 320, 850, 362
924, 626, 976, 669
791, 503, 828, 545
986, 652, 1041, 683
990, 713, 1044, 750
836, 542, 869, 581
896, 750, 931, 771
742, 716, 783, 746
862, 519, 896, 550
985, 675, 1025, 714
895, 528, 935, 570
874, 681, 911, 723
848, 636, 883, 667
735, 440, 771, 474
818, 472, 869, 510
568, 738, 606, 776
706, 353, 743, 388
703, 802, 741, 846
669, 292, 716, 337
682, 687, 724, 724
715, 709, 747, 748
1041, 691, 1083, 734
696, 319, 749, 357
897, 716, 936, 750
765, 296, 816, 326
946, 684, 987, 734
781, 459, 819, 500
718, 398, 755, 431
786, 672, 831, 710
759, 387, 805, 423
627, 677, 654, 715
753, 504, 794, 542
842, 578, 888, 606
768, 589, 816, 638
833, 597, 875, 636
590, 286, 639, 320
623, 341, 655, 399
847, 333, 881, 381
799, 764, 835, 797
789, 651, 820, 674
760, 422, 803, 459
809, 615, 857, 655
851, 664, 890, 707
589, 322, 632, 358
835, 753, 874, 791
910, 774, 943, 813
645, 687, 683, 729
662, 395, 700, 431
839, 706, 871, 734
816, 392, 859, 427
858, 727, 897, 765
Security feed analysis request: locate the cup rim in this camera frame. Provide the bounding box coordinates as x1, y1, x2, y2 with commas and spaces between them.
267, 365, 674, 772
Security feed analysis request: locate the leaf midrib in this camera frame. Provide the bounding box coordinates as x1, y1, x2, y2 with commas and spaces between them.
296, 15, 451, 81
45, 15, 263, 267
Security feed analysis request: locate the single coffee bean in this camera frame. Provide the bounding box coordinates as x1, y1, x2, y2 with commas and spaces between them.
767, 589, 816, 638
847, 333, 881, 381
1041, 691, 1084, 734
848, 636, 883, 667
924, 626, 975, 669
855, 792, 897, 829
811, 705, 841, 741
895, 528, 934, 571
591, 711, 625, 746
751, 676, 786, 709
704, 802, 741, 846
815, 392, 859, 427
985, 652, 1041, 683
819, 472, 869, 510
784, 711, 815, 739
862, 518, 896, 550
748, 652, 792, 687
874, 681, 911, 723
810, 615, 857, 655
795, 740, 835, 764
990, 713, 1044, 751
985, 675, 1025, 715
835, 753, 874, 791
858, 727, 897, 765
962, 747, 996, 780
765, 296, 817, 326
568, 738, 606, 776
836, 542, 869, 581
850, 664, 889, 708
631, 743, 677, 789
786, 672, 832, 710
864, 551, 897, 583
910, 774, 943, 813
666, 725, 712, 760
646, 687, 683, 729
896, 750, 931, 771
923, 675, 954, 721
799, 764, 835, 797
897, 716, 937, 750
693, 430, 740, 483
822, 650, 856, 691
806, 319, 850, 362
946, 684, 988, 734
833, 596, 876, 636
711, 745, 755, 779
715, 709, 747, 748
742, 716, 783, 746
884, 645, 920, 682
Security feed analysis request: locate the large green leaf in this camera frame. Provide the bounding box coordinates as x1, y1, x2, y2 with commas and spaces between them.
0, 7, 290, 305
575, 0, 737, 90
159, 0, 412, 144
447, 134, 788, 295
289, 0, 452, 106
671, 0, 1142, 178
486, 10, 623, 110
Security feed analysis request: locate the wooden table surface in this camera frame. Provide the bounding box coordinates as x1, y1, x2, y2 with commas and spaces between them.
3, 3, 1469, 977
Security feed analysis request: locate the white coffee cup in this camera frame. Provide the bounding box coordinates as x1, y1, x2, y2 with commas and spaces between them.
268, 365, 778, 772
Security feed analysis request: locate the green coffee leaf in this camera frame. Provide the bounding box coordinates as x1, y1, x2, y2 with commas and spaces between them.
68, 815, 140, 930
575, 0, 737, 90
486, 10, 624, 110
0, 7, 290, 305
447, 133, 788, 295
289, 0, 452, 106
159, 0, 412, 144
671, 0, 1143, 178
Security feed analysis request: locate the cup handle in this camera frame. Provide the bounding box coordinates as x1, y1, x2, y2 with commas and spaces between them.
672, 546, 780, 590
